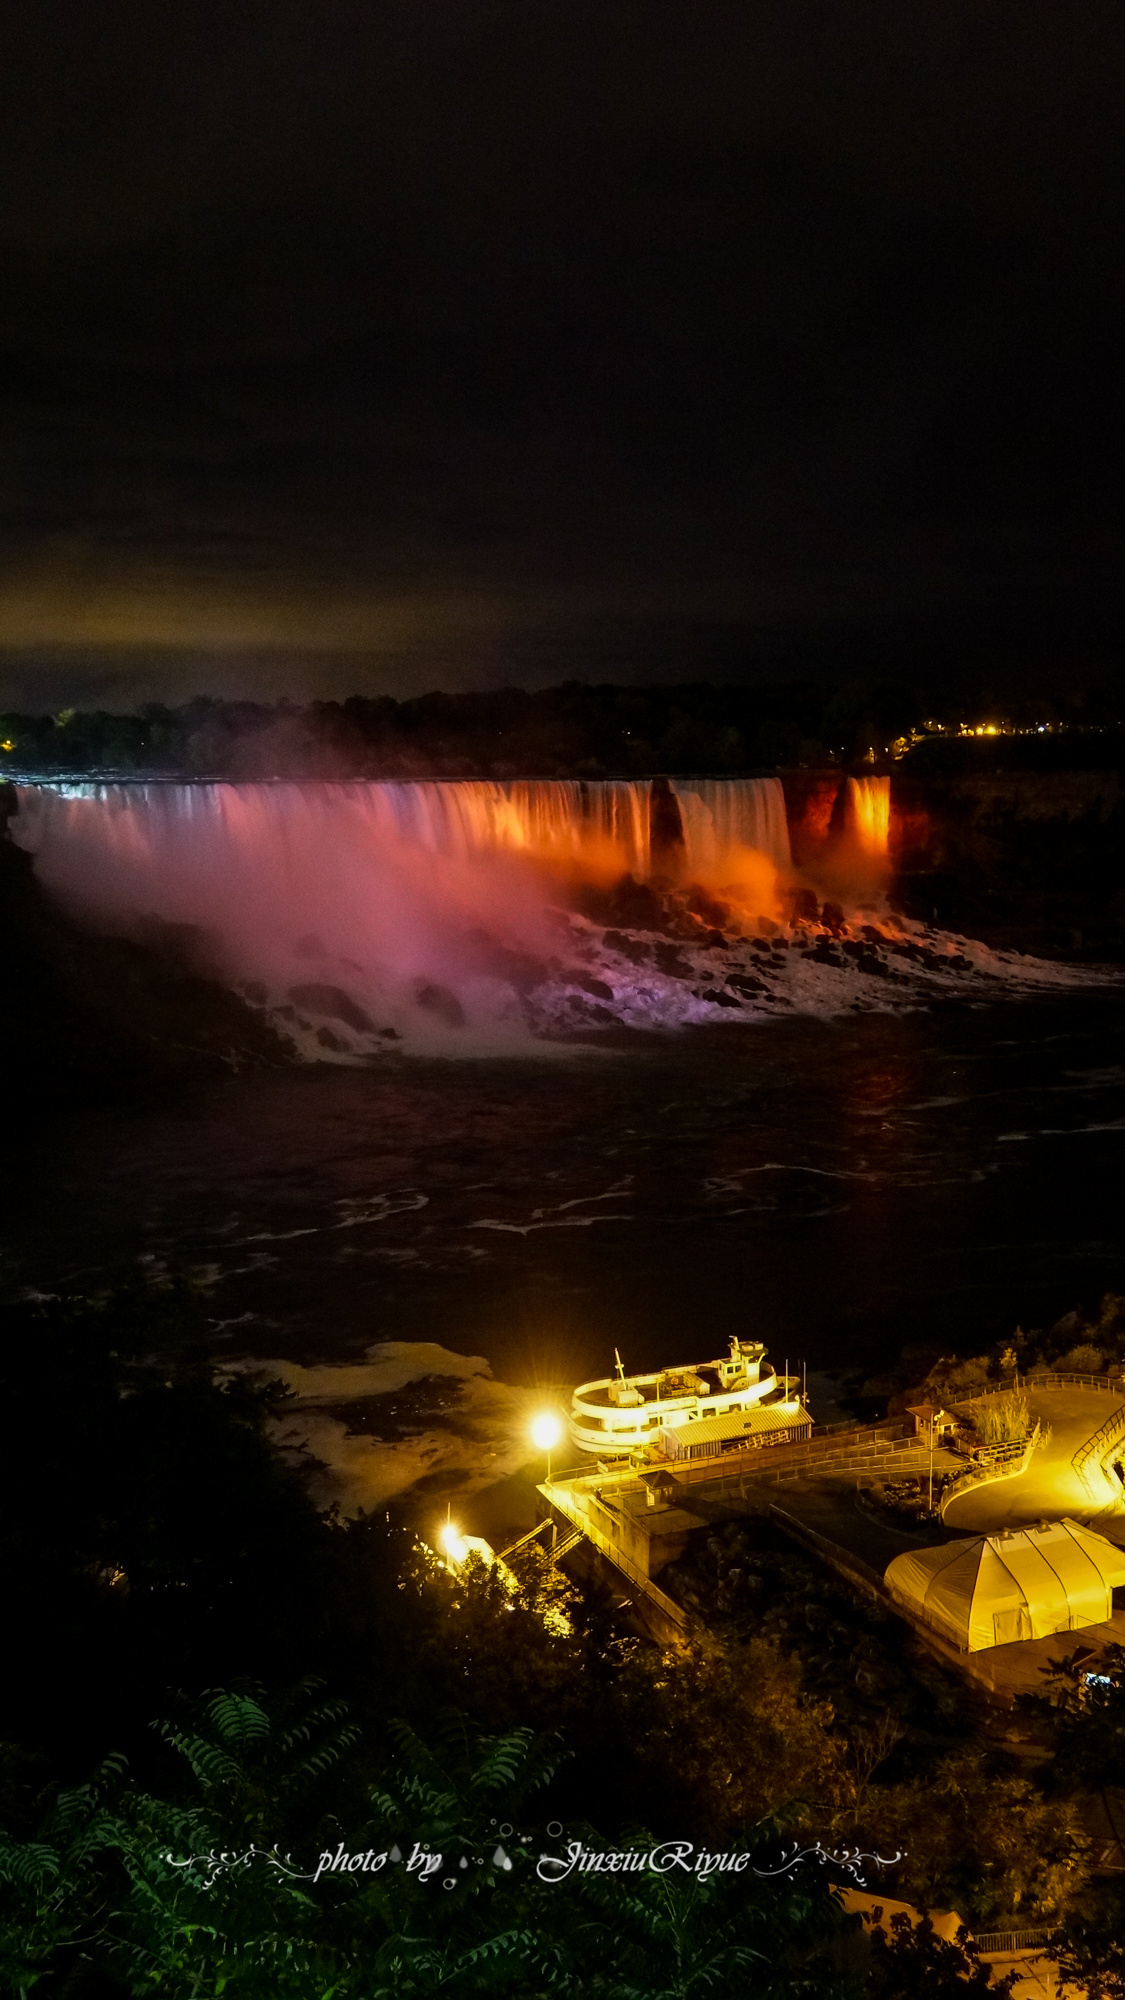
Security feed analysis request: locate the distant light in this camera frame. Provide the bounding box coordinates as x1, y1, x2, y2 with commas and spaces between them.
0, 740, 13, 752
531, 1412, 562, 1452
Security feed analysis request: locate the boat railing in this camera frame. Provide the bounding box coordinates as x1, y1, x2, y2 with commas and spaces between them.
560, 1417, 918, 1494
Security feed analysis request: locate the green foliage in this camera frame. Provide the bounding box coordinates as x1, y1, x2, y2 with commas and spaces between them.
863, 1912, 1016, 1998
1031, 1642, 1125, 1795
0, 1693, 854, 1999
0, 1279, 1109, 1990
1048, 1877, 1125, 1999
366, 1709, 564, 1847
350, 1712, 573, 1997
920, 1355, 993, 1405
2, 1684, 369, 1999
399, 1536, 855, 1844
852, 1748, 1085, 1928
613, 1638, 848, 1841
551, 1849, 841, 2000
152, 1681, 361, 1838
660, 1517, 972, 1744
0, 1753, 126, 1997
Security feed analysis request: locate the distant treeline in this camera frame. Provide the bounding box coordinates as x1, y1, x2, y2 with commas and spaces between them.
2, 676, 1122, 780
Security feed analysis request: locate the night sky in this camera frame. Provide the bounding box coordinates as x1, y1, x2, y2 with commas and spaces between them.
1, 1, 1123, 709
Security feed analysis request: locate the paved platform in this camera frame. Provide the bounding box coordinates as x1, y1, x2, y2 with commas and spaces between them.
944, 1386, 1125, 1537
744, 1466, 964, 1574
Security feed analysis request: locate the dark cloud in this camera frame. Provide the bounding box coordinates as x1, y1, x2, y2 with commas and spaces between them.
0, 1, 1123, 703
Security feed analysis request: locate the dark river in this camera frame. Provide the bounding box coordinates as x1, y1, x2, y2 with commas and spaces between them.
5, 992, 1125, 1402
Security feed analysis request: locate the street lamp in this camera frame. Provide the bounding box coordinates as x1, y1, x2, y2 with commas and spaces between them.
438, 1520, 468, 1565
531, 1411, 562, 1482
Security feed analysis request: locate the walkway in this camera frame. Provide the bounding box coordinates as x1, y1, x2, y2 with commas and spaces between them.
944, 1386, 1125, 1536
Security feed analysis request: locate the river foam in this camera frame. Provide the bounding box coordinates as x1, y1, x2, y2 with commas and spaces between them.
12, 776, 1110, 1056
223, 1340, 541, 1517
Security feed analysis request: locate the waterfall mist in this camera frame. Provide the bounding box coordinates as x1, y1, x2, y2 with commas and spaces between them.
13, 776, 797, 1053
10, 768, 1107, 1056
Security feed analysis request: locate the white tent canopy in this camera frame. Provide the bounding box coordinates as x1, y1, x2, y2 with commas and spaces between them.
885, 1518, 1125, 1651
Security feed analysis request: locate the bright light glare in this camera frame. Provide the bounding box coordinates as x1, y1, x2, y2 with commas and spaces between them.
438, 1522, 467, 1563
531, 1412, 562, 1452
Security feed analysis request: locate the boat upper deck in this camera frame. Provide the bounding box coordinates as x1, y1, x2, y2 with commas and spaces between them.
575, 1362, 775, 1410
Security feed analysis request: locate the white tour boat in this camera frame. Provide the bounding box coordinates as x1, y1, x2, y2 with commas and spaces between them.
570, 1337, 797, 1457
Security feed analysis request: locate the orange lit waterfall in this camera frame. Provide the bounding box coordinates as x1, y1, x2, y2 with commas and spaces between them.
10, 774, 806, 1048
845, 776, 891, 856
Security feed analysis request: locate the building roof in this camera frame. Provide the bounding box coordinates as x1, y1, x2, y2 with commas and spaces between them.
624, 1502, 706, 1537
885, 1518, 1125, 1652
663, 1403, 808, 1449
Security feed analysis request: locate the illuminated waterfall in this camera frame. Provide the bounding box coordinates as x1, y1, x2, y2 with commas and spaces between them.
671, 777, 791, 873
845, 776, 891, 855
379, 778, 652, 874
13, 774, 795, 894
11, 775, 800, 1050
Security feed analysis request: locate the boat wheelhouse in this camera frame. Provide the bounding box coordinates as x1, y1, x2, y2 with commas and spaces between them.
570, 1337, 798, 1457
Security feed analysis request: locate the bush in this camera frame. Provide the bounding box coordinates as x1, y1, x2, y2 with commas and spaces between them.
975, 1393, 1032, 1447
1056, 1343, 1106, 1375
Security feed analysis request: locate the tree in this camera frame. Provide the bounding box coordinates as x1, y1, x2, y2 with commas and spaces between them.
613, 1638, 848, 1840
1048, 1879, 1125, 2000
0, 1752, 126, 1998
1033, 1643, 1125, 1798
864, 1912, 1016, 1999
851, 1749, 1085, 1928
0, 1690, 855, 2000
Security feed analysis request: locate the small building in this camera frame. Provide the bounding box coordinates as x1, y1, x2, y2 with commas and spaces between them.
906, 1401, 958, 1442
661, 1402, 813, 1463
582, 1483, 705, 1577
885, 1518, 1125, 1651
639, 1468, 680, 1509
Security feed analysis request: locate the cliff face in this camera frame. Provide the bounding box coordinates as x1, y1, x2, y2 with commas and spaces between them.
890, 770, 1125, 959
778, 765, 1125, 958
0, 787, 289, 1105
778, 771, 842, 869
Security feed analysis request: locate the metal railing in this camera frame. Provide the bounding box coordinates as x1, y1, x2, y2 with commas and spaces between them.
636, 1420, 915, 1489
1074, 1402, 1125, 1498
553, 1427, 938, 1519
972, 1928, 1055, 1955
1025, 1372, 1124, 1393
541, 1482, 687, 1634
768, 1505, 886, 1594
583, 1419, 914, 1486
498, 1519, 556, 1560
940, 1425, 1041, 1518
956, 1374, 1125, 1411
